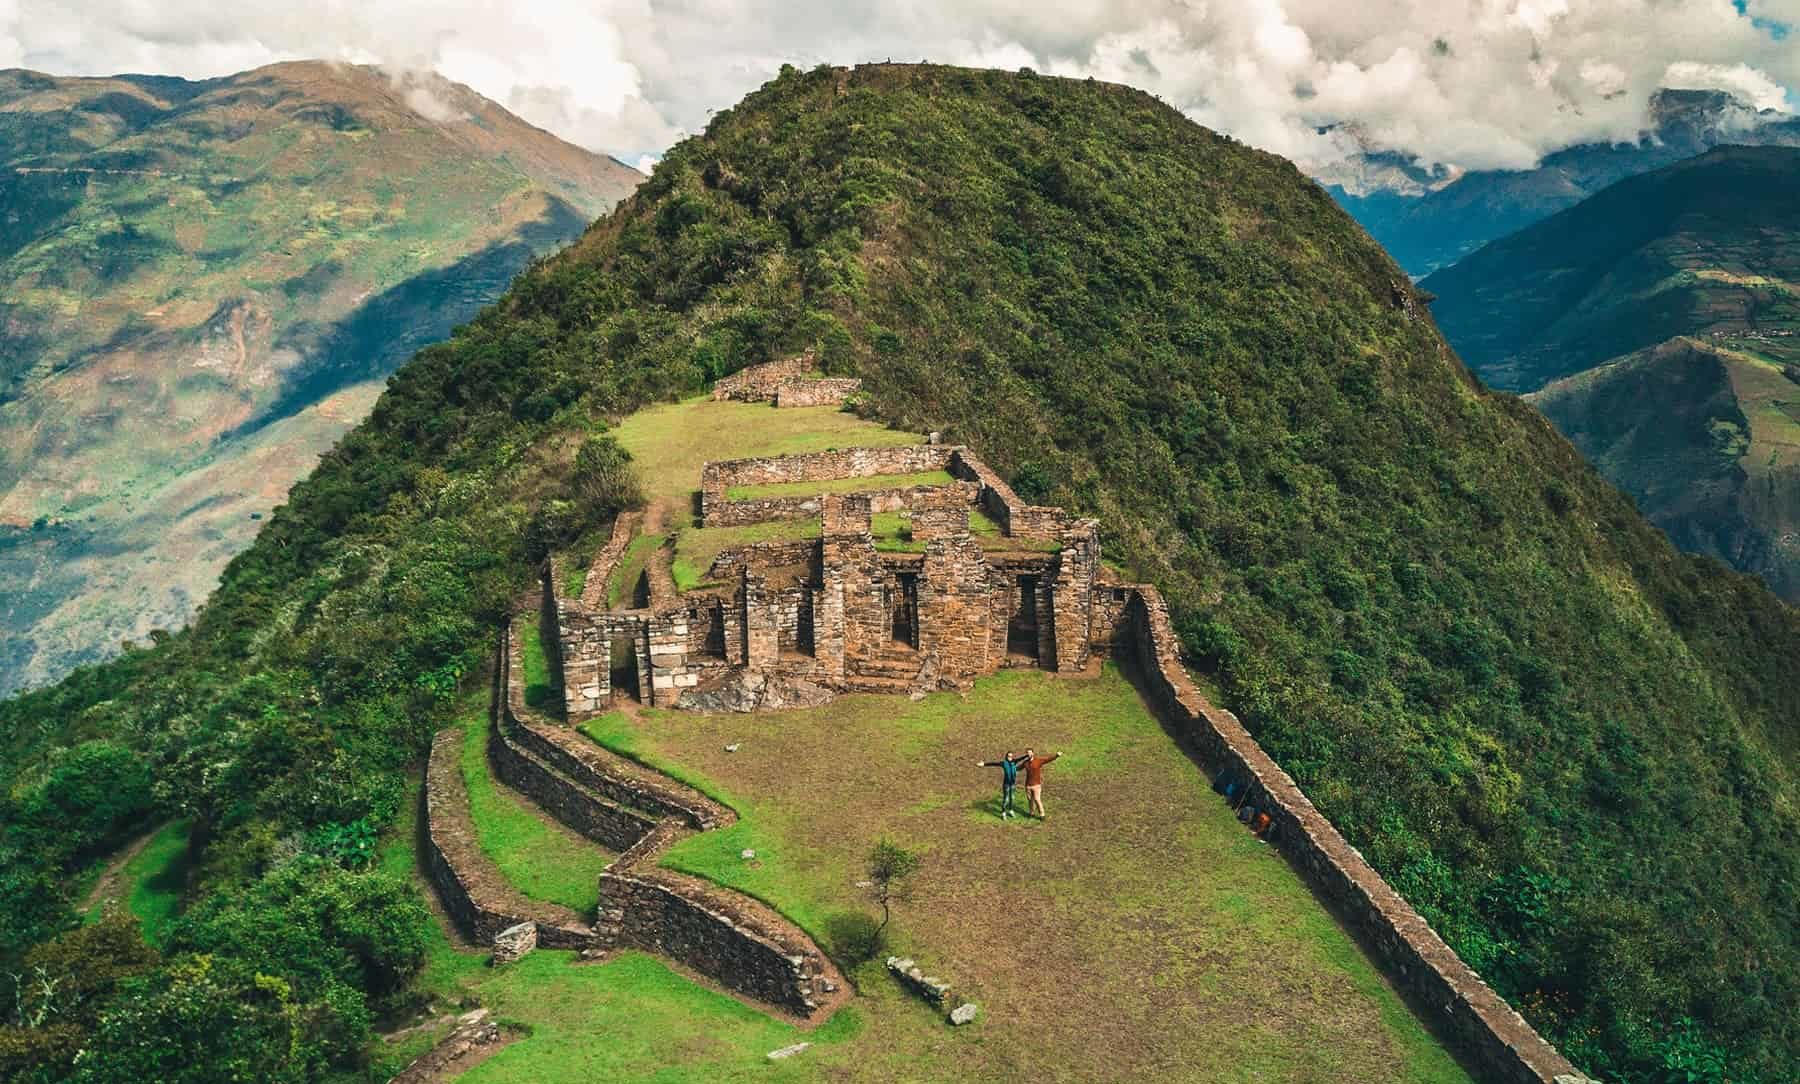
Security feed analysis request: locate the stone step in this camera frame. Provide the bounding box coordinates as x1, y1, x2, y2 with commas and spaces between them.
844, 675, 915, 694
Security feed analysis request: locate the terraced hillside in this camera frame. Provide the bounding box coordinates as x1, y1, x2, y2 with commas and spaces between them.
1423, 146, 1800, 601
3, 65, 1797, 1084
0, 61, 642, 694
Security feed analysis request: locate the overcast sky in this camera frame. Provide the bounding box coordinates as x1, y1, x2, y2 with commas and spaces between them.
4, 1, 1796, 177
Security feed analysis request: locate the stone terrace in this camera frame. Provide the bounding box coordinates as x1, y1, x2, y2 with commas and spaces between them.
552, 444, 1109, 713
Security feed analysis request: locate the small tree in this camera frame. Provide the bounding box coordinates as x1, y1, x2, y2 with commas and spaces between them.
865, 839, 922, 936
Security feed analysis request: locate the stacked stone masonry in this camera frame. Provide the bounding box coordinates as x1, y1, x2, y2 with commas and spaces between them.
710, 354, 862, 408
558, 444, 1100, 716
1120, 586, 1586, 1084
463, 617, 844, 1019
531, 438, 1589, 1080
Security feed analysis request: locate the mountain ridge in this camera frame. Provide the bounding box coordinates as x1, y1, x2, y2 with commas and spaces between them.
1, 63, 1795, 1082
0, 60, 642, 694
1332, 89, 1800, 275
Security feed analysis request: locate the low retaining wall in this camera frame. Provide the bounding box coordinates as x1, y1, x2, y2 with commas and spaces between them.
775, 377, 862, 407
712, 355, 815, 402
489, 614, 845, 1019
945, 448, 1064, 538
489, 726, 657, 851
598, 860, 826, 1016
1124, 586, 1584, 1084
422, 729, 593, 951
502, 621, 726, 829
577, 511, 644, 610
701, 445, 955, 526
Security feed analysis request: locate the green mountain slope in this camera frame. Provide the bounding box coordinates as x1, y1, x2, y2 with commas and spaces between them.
0, 61, 642, 695
1528, 338, 1800, 601
2, 64, 1796, 1083
1422, 146, 1800, 601
1419, 145, 1800, 391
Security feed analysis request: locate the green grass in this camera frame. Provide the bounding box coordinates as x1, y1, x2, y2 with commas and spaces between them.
613, 398, 921, 514
606, 532, 665, 608
518, 619, 557, 712
456, 707, 612, 915
671, 520, 820, 592
574, 669, 1470, 1084
124, 821, 193, 948
82, 821, 193, 948
725, 469, 952, 502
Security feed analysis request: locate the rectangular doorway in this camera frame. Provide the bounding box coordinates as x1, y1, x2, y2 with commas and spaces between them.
1009, 574, 1040, 661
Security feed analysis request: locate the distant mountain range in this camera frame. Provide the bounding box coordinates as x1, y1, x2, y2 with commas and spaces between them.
1331, 89, 1800, 276
0, 61, 641, 694
1423, 145, 1800, 601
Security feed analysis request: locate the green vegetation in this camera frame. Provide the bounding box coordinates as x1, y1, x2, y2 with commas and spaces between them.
456, 707, 611, 914
113, 822, 192, 949
577, 668, 1470, 1083
725, 468, 952, 501
1424, 146, 1800, 391
3, 63, 1797, 1082
518, 620, 558, 711
1425, 147, 1800, 604
606, 532, 665, 607
0, 62, 640, 697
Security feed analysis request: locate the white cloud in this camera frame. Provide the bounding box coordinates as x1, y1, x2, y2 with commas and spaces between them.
3, 0, 1795, 178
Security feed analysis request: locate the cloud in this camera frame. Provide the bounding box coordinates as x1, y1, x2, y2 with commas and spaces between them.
5, 1, 1796, 179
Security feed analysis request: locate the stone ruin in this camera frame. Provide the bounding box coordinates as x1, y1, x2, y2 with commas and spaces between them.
549, 444, 1126, 714
710, 353, 862, 408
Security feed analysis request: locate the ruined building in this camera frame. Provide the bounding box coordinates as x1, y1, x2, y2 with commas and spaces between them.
548, 444, 1129, 713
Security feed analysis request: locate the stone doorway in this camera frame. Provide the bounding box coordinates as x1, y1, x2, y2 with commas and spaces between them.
1009, 574, 1041, 661
891, 572, 919, 649
609, 633, 640, 702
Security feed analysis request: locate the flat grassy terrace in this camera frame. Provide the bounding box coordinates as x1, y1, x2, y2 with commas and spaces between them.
572, 668, 1471, 1084
725, 468, 954, 501
613, 398, 923, 517
455, 705, 612, 915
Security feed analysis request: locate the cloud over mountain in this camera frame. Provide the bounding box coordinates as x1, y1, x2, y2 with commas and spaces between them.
4, 1, 1798, 178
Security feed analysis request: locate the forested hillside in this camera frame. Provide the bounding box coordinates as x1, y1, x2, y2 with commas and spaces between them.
1424, 147, 1800, 603
1, 64, 1795, 1083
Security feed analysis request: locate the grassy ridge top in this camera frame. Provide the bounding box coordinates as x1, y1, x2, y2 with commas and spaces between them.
2, 63, 1797, 1082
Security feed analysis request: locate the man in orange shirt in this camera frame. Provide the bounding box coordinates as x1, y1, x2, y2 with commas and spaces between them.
1020, 748, 1061, 819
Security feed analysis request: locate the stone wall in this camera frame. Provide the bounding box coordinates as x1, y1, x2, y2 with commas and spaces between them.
489, 617, 846, 1020
700, 445, 955, 526
578, 511, 644, 610
946, 447, 1066, 539
1122, 585, 1584, 1084
774, 377, 862, 408
597, 858, 829, 1016
711, 355, 816, 402
488, 723, 657, 852
422, 728, 594, 951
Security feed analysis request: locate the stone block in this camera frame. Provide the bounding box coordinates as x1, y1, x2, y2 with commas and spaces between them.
491, 921, 537, 966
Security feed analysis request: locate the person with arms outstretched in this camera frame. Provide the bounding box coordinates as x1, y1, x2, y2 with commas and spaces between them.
1020, 748, 1061, 819
976, 751, 1029, 819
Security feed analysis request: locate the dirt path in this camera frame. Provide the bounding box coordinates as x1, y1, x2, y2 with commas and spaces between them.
79, 826, 158, 914
642, 498, 680, 604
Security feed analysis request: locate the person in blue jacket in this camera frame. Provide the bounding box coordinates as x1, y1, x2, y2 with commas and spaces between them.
975, 751, 1030, 819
